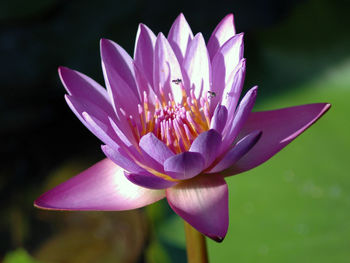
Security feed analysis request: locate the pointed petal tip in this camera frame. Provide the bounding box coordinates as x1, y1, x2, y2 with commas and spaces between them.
34, 198, 60, 211
316, 103, 331, 118
138, 23, 153, 32
100, 38, 109, 45
174, 12, 187, 23
219, 13, 234, 26
226, 13, 234, 19
208, 234, 225, 243
100, 38, 115, 54
58, 66, 68, 74
58, 66, 73, 80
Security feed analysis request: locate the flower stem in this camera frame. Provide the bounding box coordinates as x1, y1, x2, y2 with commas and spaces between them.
184, 221, 209, 263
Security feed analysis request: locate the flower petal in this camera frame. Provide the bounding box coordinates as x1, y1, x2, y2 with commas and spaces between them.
168, 13, 194, 64
207, 13, 236, 60
225, 103, 331, 175
154, 33, 183, 103
182, 33, 211, 99
100, 38, 139, 99
166, 175, 229, 242
102, 144, 144, 174
210, 33, 244, 113
134, 23, 156, 85
208, 130, 262, 173
101, 62, 140, 120
210, 104, 228, 134
221, 58, 246, 123
221, 86, 258, 153
125, 171, 177, 190
189, 129, 222, 169
164, 152, 205, 180
81, 111, 120, 149
139, 132, 175, 165
65, 95, 119, 149
58, 67, 114, 117
34, 158, 165, 211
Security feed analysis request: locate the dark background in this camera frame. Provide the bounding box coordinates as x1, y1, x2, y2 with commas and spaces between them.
1, 0, 349, 262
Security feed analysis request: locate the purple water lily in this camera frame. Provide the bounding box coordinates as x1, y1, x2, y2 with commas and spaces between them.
34, 13, 330, 242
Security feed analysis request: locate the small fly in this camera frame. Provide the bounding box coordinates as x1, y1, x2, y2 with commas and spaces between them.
207, 91, 216, 98
172, 78, 182, 85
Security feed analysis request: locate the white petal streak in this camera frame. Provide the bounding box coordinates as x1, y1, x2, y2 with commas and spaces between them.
154, 33, 183, 103
183, 33, 211, 99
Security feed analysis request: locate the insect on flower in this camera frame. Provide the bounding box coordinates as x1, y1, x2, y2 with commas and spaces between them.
207, 91, 216, 98
172, 78, 182, 84
34, 13, 330, 242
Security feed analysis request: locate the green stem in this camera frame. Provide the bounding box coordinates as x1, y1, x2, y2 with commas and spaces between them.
184, 221, 209, 263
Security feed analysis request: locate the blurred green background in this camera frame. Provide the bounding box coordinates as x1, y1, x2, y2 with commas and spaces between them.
1, 0, 349, 262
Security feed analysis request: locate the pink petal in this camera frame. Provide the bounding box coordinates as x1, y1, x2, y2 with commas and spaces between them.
207, 13, 236, 60
101, 144, 144, 174
100, 38, 139, 99
58, 67, 114, 117
125, 171, 177, 189
210, 104, 228, 134
208, 130, 262, 173
221, 86, 258, 153
221, 59, 246, 123
65, 95, 119, 149
101, 61, 140, 120
139, 132, 175, 165
154, 33, 183, 103
164, 152, 205, 180
189, 129, 222, 169
182, 33, 211, 99
34, 158, 165, 211
134, 23, 156, 85
225, 103, 331, 176
167, 13, 194, 64
108, 117, 135, 147
166, 175, 229, 242
210, 33, 244, 113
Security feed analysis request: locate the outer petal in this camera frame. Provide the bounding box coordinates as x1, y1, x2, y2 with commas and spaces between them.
210, 104, 228, 134
34, 159, 165, 211
210, 33, 244, 113
101, 63, 140, 120
65, 96, 119, 149
182, 33, 211, 99
139, 132, 175, 165
189, 129, 222, 169
207, 14, 236, 60
166, 175, 229, 242
164, 152, 205, 180
100, 38, 139, 99
134, 23, 156, 85
58, 67, 114, 117
154, 33, 183, 103
168, 13, 194, 64
82, 111, 120, 149
125, 171, 177, 190
208, 130, 262, 173
224, 103, 331, 175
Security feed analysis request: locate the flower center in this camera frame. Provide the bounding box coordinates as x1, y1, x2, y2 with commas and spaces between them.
130, 80, 212, 153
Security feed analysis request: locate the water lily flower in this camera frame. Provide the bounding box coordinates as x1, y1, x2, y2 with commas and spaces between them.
34, 13, 330, 242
